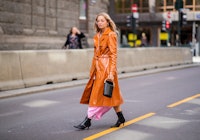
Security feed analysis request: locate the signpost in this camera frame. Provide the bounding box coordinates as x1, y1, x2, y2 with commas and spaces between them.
131, 4, 139, 47
175, 0, 184, 46
126, 4, 139, 47
166, 11, 171, 46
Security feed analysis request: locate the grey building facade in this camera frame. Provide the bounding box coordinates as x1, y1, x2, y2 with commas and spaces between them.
0, 0, 109, 50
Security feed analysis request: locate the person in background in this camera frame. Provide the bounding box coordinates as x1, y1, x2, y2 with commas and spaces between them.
141, 32, 147, 47
74, 12, 125, 130
62, 27, 85, 49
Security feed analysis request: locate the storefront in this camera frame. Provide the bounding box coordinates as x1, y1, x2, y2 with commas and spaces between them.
109, 0, 200, 51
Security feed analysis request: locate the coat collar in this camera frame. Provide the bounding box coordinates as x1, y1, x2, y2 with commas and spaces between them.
94, 27, 112, 38
101, 27, 112, 35
93, 27, 113, 48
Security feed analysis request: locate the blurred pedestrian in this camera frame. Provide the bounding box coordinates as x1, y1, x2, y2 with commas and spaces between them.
74, 12, 125, 130
141, 32, 147, 47
62, 27, 85, 49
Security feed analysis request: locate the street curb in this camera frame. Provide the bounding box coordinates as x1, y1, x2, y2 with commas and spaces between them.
0, 63, 199, 99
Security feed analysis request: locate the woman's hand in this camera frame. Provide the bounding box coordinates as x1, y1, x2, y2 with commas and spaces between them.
75, 27, 80, 34
106, 74, 114, 82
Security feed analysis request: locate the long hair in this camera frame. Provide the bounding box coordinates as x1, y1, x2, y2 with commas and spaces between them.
69, 27, 73, 34
94, 12, 118, 34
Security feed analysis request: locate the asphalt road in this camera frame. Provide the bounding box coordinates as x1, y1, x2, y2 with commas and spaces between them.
0, 66, 200, 140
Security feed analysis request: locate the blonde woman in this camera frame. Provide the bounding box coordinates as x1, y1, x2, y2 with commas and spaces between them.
74, 12, 125, 130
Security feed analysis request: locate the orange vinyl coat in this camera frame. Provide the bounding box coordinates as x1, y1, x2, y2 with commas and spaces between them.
80, 27, 124, 107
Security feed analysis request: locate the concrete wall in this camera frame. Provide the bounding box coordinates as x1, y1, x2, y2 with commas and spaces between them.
117, 47, 192, 73
0, 48, 192, 91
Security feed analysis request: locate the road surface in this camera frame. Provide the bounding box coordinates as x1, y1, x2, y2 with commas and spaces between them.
0, 66, 200, 140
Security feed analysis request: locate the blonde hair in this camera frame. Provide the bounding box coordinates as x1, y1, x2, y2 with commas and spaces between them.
94, 12, 118, 34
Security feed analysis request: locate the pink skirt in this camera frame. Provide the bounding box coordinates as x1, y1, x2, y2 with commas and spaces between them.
87, 106, 112, 120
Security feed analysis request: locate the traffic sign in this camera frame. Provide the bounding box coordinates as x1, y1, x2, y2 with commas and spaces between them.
132, 4, 138, 13
196, 13, 200, 19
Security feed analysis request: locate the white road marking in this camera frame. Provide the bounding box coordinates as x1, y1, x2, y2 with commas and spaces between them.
166, 76, 176, 80
125, 100, 143, 103
23, 99, 59, 108
137, 116, 189, 129
0, 110, 23, 117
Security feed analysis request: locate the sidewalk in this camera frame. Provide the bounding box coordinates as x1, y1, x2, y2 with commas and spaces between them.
0, 57, 200, 99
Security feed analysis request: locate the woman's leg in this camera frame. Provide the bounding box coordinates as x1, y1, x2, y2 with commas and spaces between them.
111, 106, 125, 127
113, 106, 121, 113
74, 107, 92, 130
74, 106, 111, 130
88, 106, 111, 120
74, 116, 91, 130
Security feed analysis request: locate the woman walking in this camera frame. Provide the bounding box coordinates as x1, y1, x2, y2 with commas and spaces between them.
74, 12, 125, 130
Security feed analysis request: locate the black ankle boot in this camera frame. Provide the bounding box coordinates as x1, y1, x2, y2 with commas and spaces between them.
74, 117, 91, 130
111, 111, 125, 127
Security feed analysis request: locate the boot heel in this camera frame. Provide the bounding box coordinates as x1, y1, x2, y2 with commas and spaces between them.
74, 117, 91, 130
111, 111, 125, 128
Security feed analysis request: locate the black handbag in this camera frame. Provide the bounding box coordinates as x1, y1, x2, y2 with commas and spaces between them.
103, 80, 114, 98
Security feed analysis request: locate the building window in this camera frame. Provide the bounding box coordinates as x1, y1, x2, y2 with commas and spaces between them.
196, 0, 200, 11
156, 0, 174, 12
166, 0, 174, 11
114, 0, 149, 13
79, 0, 88, 32
166, 0, 173, 5
79, 0, 87, 20
185, 0, 193, 5
182, 0, 200, 11
115, 0, 133, 13
156, 0, 200, 12
139, 0, 148, 13
185, 0, 194, 11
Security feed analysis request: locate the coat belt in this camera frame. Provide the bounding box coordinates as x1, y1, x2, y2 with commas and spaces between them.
95, 55, 109, 71
95, 55, 109, 60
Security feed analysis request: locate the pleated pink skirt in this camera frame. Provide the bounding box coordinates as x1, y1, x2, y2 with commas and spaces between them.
87, 106, 112, 120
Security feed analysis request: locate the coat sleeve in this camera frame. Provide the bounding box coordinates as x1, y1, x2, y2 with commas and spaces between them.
77, 32, 85, 38
64, 34, 70, 47
108, 32, 117, 76
77, 32, 86, 49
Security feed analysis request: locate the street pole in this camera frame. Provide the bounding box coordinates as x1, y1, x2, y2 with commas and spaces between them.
166, 12, 171, 47
175, 0, 183, 47
178, 10, 181, 46
132, 17, 137, 47
132, 4, 139, 47
192, 21, 196, 56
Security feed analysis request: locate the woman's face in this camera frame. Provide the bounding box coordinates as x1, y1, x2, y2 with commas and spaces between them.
96, 15, 108, 31
72, 27, 77, 34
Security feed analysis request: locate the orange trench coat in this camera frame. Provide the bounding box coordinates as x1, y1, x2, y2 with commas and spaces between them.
80, 27, 124, 107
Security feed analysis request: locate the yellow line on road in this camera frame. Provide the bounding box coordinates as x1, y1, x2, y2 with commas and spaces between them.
83, 112, 155, 140
167, 94, 200, 108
